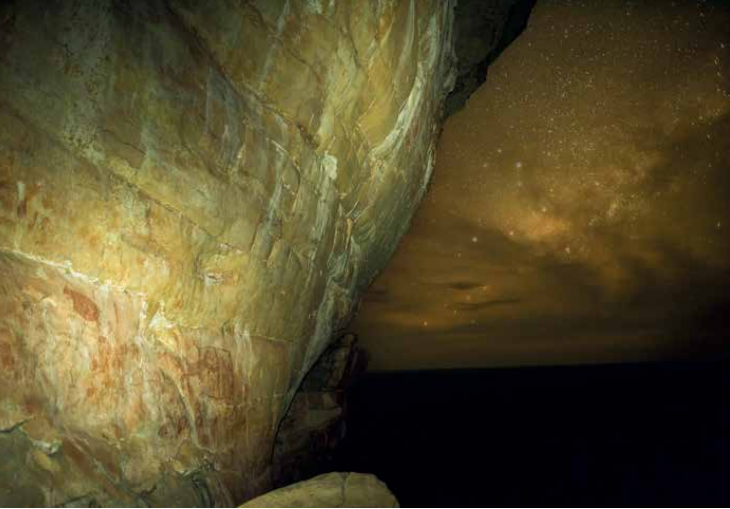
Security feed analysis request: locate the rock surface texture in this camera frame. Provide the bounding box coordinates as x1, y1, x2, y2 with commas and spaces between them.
240, 472, 398, 508
0, 0, 533, 506
0, 1, 455, 505
272, 333, 367, 487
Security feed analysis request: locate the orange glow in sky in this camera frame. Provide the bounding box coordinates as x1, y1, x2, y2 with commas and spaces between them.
352, 0, 730, 371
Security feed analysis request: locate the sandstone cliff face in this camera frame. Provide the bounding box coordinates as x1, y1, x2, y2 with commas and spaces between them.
0, 1, 456, 505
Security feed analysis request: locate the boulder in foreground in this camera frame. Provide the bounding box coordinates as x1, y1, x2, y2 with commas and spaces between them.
240, 472, 399, 508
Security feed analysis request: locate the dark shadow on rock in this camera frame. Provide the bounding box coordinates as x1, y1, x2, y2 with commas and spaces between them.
272, 333, 369, 488
444, 0, 538, 116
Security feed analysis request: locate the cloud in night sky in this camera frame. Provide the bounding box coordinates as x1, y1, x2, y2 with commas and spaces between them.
453, 299, 522, 313
351, 0, 730, 371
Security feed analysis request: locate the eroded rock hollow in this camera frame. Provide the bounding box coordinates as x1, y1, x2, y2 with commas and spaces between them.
0, 0, 532, 505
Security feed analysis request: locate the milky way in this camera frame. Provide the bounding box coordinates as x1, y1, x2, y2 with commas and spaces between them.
352, 0, 730, 370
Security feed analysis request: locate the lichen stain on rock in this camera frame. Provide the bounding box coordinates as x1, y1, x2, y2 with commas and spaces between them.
62, 286, 100, 322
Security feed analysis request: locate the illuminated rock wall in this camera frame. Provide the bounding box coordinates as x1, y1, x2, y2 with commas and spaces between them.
0, 0, 456, 505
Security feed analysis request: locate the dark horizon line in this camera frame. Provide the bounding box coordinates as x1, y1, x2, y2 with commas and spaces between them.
362, 354, 730, 376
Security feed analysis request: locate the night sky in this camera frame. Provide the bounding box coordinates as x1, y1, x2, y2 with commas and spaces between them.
352, 0, 730, 371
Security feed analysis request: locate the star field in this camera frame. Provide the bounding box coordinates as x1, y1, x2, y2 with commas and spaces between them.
352, 0, 730, 371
